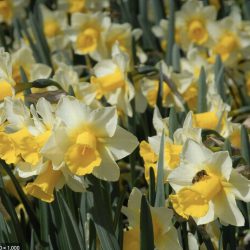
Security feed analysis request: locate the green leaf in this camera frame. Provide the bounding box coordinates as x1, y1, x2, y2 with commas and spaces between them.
29, 5, 52, 67
154, 131, 165, 207
172, 43, 181, 73
197, 67, 207, 113
138, 0, 158, 50
32, 79, 63, 90
140, 195, 155, 250
215, 55, 226, 102
87, 176, 120, 250
223, 138, 232, 157
0, 24, 9, 52
56, 192, 86, 250
113, 190, 126, 231
241, 125, 250, 165
166, 0, 175, 65
243, 0, 250, 20
156, 63, 164, 115
0, 161, 41, 243
221, 225, 236, 250
0, 188, 25, 246
0, 211, 9, 243
169, 107, 179, 140
50, 197, 72, 250
39, 201, 49, 249
149, 167, 156, 206
151, 0, 165, 23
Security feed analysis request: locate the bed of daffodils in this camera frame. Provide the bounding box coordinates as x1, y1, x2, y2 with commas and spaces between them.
0, 0, 250, 249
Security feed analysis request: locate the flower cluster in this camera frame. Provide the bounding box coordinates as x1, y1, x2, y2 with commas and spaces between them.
0, 0, 250, 249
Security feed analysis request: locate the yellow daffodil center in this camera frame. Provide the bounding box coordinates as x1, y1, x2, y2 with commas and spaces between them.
68, 0, 85, 13
187, 19, 208, 45
170, 172, 222, 219
229, 129, 241, 148
213, 33, 239, 61
147, 80, 171, 107
91, 68, 125, 98
165, 143, 182, 169
0, 0, 12, 23
25, 164, 62, 203
44, 20, 61, 38
209, 0, 220, 10
0, 80, 13, 100
182, 84, 198, 110
193, 111, 219, 130
76, 28, 99, 54
65, 131, 101, 176
139, 141, 158, 181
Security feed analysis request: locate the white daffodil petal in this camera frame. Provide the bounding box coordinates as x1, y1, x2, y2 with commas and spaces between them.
105, 126, 138, 160
92, 145, 120, 181
168, 164, 197, 192
156, 226, 182, 250
36, 98, 54, 126
56, 96, 88, 128
127, 187, 143, 210
230, 170, 250, 202
88, 106, 117, 137
208, 151, 232, 181
182, 140, 213, 164
41, 127, 70, 169
214, 191, 245, 226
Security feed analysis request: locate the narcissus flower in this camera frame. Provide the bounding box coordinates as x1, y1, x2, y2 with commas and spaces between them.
140, 108, 201, 182
122, 188, 181, 250
41, 5, 69, 52
0, 0, 29, 24
208, 7, 250, 65
69, 12, 110, 61
41, 96, 138, 181
90, 43, 135, 117
168, 139, 250, 226
176, 0, 217, 50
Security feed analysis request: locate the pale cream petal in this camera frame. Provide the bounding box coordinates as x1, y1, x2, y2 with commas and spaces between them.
207, 151, 232, 181
188, 233, 199, 250
156, 226, 182, 250
104, 126, 138, 160
30, 64, 52, 81
182, 140, 213, 165
88, 106, 117, 137
41, 127, 70, 169
92, 145, 120, 181
127, 187, 143, 210
167, 164, 197, 192
230, 170, 250, 202
56, 96, 89, 128
213, 191, 245, 226
36, 97, 54, 126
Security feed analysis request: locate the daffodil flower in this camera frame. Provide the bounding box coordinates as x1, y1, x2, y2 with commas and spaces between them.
90, 43, 135, 117
140, 109, 201, 182
41, 96, 138, 181
122, 188, 181, 250
176, 0, 217, 50
0, 0, 29, 24
168, 139, 250, 226
69, 12, 110, 61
